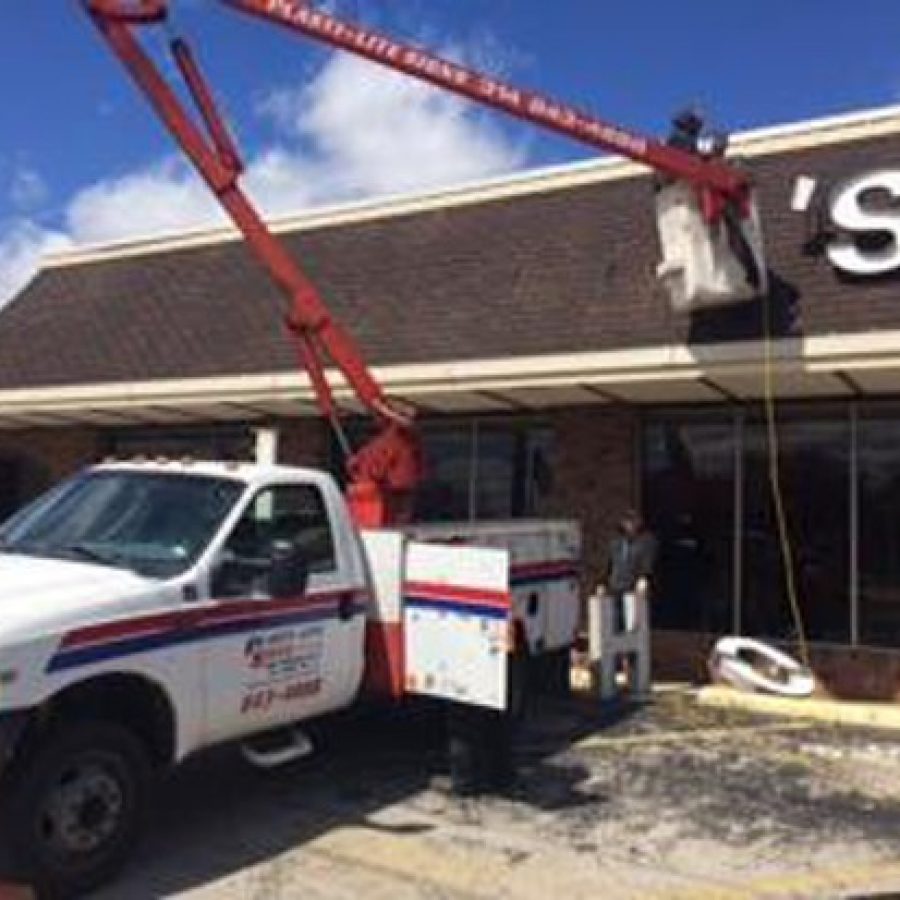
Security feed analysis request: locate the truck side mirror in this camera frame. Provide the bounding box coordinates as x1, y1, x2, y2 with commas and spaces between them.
211, 553, 256, 598
267, 540, 309, 599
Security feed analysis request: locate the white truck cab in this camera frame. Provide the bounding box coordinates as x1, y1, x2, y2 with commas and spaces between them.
0, 460, 580, 896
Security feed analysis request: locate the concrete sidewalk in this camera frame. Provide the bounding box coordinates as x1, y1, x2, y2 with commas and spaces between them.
698, 683, 900, 730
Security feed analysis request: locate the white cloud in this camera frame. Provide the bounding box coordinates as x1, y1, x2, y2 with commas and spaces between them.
65, 158, 222, 246
259, 51, 523, 201
0, 46, 526, 306
0, 222, 72, 308
8, 166, 49, 212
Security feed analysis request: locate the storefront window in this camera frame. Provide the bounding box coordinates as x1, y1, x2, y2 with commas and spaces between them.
858, 411, 900, 646
741, 414, 851, 643
642, 415, 736, 634
472, 425, 555, 519
344, 418, 555, 523
522, 427, 555, 516
414, 428, 473, 521
643, 408, 854, 644
474, 427, 516, 519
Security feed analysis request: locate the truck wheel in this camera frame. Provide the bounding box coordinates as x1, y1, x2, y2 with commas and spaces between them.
0, 721, 151, 898
535, 647, 572, 698
507, 647, 531, 723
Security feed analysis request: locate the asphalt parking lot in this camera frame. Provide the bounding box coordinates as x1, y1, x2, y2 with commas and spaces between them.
90, 689, 900, 900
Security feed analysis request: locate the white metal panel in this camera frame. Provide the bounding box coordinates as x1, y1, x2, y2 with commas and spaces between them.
656, 182, 768, 312
172, 403, 266, 422
712, 371, 851, 399
359, 529, 404, 624
408, 392, 511, 412
226, 399, 317, 417
597, 379, 721, 403
406, 520, 581, 654
403, 541, 510, 710
841, 367, 900, 394
497, 386, 607, 408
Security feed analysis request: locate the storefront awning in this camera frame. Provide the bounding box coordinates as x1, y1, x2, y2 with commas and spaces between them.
0, 330, 896, 429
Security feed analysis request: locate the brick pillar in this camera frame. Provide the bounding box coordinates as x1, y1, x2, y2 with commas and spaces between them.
277, 417, 329, 469
0, 427, 100, 515
0, 427, 100, 483
543, 405, 638, 591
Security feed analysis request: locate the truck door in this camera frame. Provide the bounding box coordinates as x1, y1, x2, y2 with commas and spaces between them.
201, 482, 366, 745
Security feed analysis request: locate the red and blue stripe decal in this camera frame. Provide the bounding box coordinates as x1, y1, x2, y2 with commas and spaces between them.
510, 559, 579, 587
47, 590, 367, 673
404, 581, 511, 620
47, 559, 577, 671
403, 558, 576, 620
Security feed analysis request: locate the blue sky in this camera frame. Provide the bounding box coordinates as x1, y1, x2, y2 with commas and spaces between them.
0, 1, 898, 300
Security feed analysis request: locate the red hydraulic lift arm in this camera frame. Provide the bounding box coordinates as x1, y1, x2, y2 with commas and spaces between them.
82, 0, 755, 528
220, 0, 753, 221
83, 0, 421, 527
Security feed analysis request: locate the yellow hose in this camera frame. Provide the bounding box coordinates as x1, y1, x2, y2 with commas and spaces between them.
761, 288, 811, 669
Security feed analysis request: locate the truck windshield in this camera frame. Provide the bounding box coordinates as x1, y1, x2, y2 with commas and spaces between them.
0, 469, 243, 579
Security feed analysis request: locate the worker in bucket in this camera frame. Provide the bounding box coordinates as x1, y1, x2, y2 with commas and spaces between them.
602, 509, 658, 634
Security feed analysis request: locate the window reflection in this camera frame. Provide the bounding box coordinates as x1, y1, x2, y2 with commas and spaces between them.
414, 429, 473, 522
643, 409, 854, 645
859, 413, 900, 646
523, 427, 555, 516
409, 421, 554, 523
473, 428, 516, 519
742, 415, 850, 643
643, 417, 735, 634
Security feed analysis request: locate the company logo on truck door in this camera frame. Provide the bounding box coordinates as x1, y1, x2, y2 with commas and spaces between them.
48, 590, 365, 673
241, 624, 326, 713
244, 624, 324, 682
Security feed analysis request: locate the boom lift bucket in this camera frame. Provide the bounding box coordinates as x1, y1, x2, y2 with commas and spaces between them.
655, 181, 768, 313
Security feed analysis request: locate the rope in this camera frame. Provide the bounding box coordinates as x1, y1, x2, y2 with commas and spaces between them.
761, 284, 811, 669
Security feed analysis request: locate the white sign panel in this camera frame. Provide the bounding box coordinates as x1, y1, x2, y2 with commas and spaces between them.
655, 181, 768, 312
403, 541, 510, 711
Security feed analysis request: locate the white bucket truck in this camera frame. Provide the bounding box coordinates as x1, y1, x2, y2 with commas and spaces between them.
0, 460, 579, 894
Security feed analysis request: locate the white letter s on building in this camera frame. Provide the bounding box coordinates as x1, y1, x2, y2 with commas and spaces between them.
827, 170, 900, 276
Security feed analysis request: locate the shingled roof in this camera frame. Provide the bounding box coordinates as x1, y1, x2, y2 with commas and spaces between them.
3, 107, 900, 394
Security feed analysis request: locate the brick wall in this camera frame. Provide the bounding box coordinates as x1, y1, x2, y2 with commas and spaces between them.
276, 417, 329, 468
0, 417, 328, 516
543, 404, 638, 591
0, 417, 328, 499
0, 426, 100, 489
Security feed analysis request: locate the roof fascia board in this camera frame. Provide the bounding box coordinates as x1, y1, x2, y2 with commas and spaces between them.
1, 330, 899, 417
42, 103, 900, 271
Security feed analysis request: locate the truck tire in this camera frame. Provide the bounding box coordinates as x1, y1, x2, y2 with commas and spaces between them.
506, 647, 531, 723
0, 721, 151, 899
446, 649, 528, 796
533, 647, 571, 698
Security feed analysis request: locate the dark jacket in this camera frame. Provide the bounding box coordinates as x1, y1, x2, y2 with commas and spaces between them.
606, 531, 658, 595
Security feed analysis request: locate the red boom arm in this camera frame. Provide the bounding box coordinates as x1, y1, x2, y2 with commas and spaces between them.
82, 0, 754, 528
221, 0, 752, 220
84, 0, 422, 527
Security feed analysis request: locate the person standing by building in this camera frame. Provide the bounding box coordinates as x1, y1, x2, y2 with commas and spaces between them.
602, 509, 658, 633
